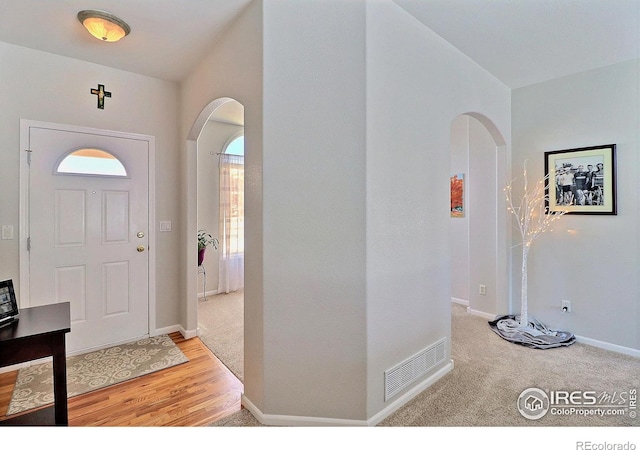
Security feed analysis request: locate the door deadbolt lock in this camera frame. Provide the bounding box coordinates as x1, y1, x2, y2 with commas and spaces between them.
137, 245, 146, 252
137, 232, 145, 238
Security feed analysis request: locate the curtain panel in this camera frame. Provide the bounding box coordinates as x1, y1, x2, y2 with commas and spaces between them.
218, 154, 244, 293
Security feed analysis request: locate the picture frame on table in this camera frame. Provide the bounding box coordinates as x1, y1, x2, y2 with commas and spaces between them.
0, 279, 19, 326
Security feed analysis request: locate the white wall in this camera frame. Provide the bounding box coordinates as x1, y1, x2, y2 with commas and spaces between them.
468, 116, 499, 315
450, 114, 509, 316
512, 59, 639, 350
179, 0, 264, 407
450, 116, 470, 304
185, 0, 369, 421
0, 42, 181, 330
181, 0, 511, 423
366, 1, 510, 418
261, 0, 368, 420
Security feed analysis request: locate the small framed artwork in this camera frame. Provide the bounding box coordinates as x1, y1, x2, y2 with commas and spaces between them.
0, 279, 19, 325
544, 144, 616, 215
450, 173, 464, 217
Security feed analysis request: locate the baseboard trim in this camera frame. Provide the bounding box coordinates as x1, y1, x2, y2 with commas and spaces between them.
240, 395, 368, 426
451, 299, 497, 320
241, 360, 454, 427
575, 335, 640, 358
181, 326, 198, 340
153, 324, 199, 340
451, 297, 469, 306
466, 307, 497, 320
154, 323, 187, 337
198, 289, 220, 299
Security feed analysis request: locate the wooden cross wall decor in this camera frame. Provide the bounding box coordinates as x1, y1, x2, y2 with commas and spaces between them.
90, 84, 112, 109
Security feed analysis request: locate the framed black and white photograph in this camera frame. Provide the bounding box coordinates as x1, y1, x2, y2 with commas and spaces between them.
544, 144, 617, 215
0, 279, 19, 325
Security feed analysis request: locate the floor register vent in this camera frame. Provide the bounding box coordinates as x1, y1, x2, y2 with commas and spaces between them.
384, 337, 447, 401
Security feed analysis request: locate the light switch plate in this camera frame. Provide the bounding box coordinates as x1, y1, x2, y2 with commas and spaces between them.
2, 225, 13, 240
160, 221, 172, 232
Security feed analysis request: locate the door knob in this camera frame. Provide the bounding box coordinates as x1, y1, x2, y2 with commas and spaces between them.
137, 245, 145, 252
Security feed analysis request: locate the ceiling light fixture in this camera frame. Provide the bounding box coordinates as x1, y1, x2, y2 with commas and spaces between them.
77, 10, 130, 42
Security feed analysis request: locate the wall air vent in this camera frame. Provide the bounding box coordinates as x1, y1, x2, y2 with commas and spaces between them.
384, 337, 447, 401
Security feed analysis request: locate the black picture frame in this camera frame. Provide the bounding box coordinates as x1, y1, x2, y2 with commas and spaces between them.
544, 144, 617, 215
0, 279, 19, 325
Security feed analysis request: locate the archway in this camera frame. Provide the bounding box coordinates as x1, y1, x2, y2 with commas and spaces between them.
450, 113, 509, 318
185, 98, 245, 382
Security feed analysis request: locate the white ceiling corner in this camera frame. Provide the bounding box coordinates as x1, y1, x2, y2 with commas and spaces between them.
0, 0, 637, 88
393, 0, 640, 89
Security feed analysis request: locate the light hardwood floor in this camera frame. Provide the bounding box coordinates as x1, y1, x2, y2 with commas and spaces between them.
0, 332, 243, 426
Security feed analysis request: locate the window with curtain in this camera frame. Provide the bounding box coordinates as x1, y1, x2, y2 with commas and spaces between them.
218, 135, 244, 293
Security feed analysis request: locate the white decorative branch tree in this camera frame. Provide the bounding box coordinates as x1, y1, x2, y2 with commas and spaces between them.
505, 162, 567, 329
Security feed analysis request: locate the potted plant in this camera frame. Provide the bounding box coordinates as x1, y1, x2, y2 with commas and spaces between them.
197, 229, 219, 266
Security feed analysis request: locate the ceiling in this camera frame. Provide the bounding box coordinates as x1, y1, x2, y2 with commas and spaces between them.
394, 0, 640, 88
0, 0, 638, 88
0, 0, 252, 82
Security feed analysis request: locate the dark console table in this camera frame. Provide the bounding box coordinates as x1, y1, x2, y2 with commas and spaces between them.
0, 302, 71, 426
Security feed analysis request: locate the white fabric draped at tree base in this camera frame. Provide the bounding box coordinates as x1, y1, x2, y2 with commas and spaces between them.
488, 315, 576, 349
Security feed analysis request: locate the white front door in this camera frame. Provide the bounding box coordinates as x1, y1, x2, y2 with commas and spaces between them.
25, 123, 150, 354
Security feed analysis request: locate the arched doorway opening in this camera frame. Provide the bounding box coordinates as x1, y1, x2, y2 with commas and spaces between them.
187, 97, 245, 382
450, 113, 510, 318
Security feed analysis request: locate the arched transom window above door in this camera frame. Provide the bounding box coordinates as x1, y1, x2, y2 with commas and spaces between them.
55, 148, 128, 177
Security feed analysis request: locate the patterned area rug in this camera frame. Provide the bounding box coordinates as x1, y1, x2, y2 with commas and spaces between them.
7, 334, 188, 416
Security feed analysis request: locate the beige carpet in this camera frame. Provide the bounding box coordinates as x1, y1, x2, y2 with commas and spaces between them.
198, 289, 243, 382
380, 304, 638, 426
7, 334, 188, 416
211, 303, 639, 427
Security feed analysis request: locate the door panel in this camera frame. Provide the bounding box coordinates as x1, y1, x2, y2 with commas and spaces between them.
55, 265, 87, 322
103, 191, 129, 243
28, 126, 149, 354
55, 190, 86, 246
103, 261, 130, 315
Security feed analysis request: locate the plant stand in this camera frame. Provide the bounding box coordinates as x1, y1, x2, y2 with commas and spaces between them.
197, 264, 207, 301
